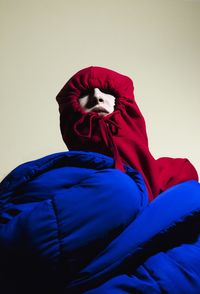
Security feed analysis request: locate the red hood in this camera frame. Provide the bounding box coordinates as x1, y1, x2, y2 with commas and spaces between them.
56, 66, 198, 201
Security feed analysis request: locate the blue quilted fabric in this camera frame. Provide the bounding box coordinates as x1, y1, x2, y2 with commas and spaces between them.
0, 151, 200, 294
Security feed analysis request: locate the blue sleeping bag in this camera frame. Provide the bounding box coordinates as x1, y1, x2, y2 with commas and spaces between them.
0, 151, 200, 293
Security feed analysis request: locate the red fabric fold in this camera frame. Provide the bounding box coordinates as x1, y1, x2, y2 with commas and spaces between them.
56, 66, 198, 201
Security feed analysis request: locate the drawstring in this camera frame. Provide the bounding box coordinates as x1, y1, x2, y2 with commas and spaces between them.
99, 119, 125, 172
73, 113, 125, 172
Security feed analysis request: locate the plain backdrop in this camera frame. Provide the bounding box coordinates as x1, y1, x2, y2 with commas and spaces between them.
1, 0, 200, 180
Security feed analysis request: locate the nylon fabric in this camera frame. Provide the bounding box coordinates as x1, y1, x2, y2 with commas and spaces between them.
1, 151, 200, 293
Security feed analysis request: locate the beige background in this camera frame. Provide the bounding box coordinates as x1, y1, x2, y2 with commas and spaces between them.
1, 0, 200, 180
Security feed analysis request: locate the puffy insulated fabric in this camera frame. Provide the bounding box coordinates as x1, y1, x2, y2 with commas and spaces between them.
0, 151, 200, 294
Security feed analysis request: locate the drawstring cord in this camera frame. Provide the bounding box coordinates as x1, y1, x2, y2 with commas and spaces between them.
73, 113, 125, 172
